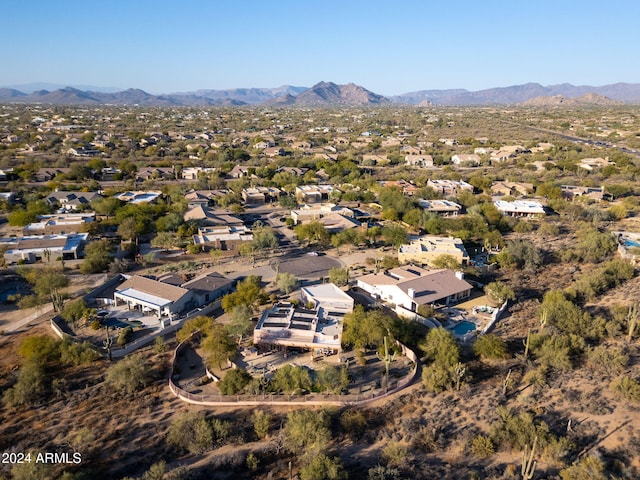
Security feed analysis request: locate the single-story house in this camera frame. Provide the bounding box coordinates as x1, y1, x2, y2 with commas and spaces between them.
1, 233, 89, 264
23, 212, 95, 235
418, 199, 462, 216
192, 225, 253, 251
113, 272, 234, 320
491, 181, 534, 197
451, 154, 481, 166
183, 205, 244, 227
561, 185, 605, 202
427, 179, 474, 196
494, 200, 545, 217
253, 283, 353, 355
398, 236, 469, 267
356, 265, 473, 311
295, 185, 336, 203
45, 191, 102, 211
290, 203, 354, 224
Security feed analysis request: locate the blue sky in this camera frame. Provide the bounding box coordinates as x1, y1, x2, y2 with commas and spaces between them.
2, 0, 639, 95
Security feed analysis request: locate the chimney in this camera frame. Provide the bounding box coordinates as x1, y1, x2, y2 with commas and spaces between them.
455, 271, 464, 280
408, 288, 415, 299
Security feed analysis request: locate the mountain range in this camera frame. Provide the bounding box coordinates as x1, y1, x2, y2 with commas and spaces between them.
1, 81, 640, 106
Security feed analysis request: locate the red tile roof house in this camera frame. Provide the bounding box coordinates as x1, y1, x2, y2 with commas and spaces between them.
356, 265, 473, 312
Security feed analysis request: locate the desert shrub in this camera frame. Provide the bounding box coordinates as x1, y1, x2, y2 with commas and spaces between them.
540, 290, 603, 340
167, 411, 213, 454
513, 221, 533, 233
572, 226, 618, 263
3, 361, 48, 407
105, 354, 151, 394
339, 409, 368, 439
153, 336, 167, 354
246, 453, 259, 471
610, 376, 640, 402
284, 409, 331, 458
420, 328, 461, 392
381, 441, 409, 468
368, 464, 402, 480
116, 326, 133, 346
484, 281, 515, 304
17, 335, 59, 364
490, 407, 551, 451
470, 434, 495, 458
251, 410, 271, 439
497, 239, 543, 270
299, 454, 346, 480
565, 259, 634, 303
538, 222, 560, 237
218, 368, 252, 395
58, 340, 99, 366
559, 456, 607, 480
473, 334, 508, 361
530, 334, 578, 371
211, 418, 231, 445
586, 345, 628, 377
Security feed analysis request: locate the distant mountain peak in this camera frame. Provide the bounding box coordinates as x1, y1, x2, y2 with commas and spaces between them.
275, 81, 390, 106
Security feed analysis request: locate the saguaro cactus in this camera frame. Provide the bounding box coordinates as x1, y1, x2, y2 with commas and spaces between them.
523, 329, 531, 360
627, 303, 638, 343
521, 436, 538, 479
377, 336, 397, 391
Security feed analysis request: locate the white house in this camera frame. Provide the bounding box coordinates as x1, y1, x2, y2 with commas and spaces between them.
357, 265, 472, 311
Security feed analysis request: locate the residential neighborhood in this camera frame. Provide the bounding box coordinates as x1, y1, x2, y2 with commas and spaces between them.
1, 101, 640, 480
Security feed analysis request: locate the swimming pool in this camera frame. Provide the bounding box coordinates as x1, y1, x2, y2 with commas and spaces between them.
450, 320, 477, 335
623, 238, 640, 248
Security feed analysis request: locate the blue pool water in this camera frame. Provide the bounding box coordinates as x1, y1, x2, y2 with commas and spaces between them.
0, 288, 18, 303
451, 320, 477, 335
623, 238, 640, 248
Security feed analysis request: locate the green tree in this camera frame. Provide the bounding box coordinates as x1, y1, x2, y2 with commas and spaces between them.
226, 304, 253, 344
484, 281, 516, 304
167, 411, 213, 454
276, 272, 299, 294
295, 221, 330, 245
329, 267, 349, 286
284, 409, 331, 458
155, 212, 183, 232
573, 226, 618, 263
80, 239, 113, 273
218, 368, 252, 395
151, 231, 179, 250
221, 275, 264, 313
272, 364, 312, 394
431, 254, 461, 270
559, 456, 607, 480
21, 266, 69, 312
473, 334, 508, 361
3, 361, 48, 407
381, 222, 409, 249
300, 454, 347, 480
314, 365, 349, 394
251, 410, 272, 439
61, 298, 91, 329
419, 327, 461, 392
201, 323, 237, 369
117, 216, 143, 243
105, 354, 151, 394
